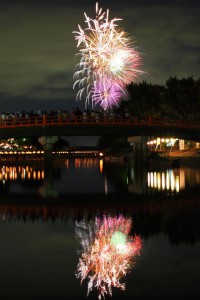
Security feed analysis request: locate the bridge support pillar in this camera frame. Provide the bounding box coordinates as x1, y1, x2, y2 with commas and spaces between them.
128, 136, 148, 165
38, 136, 59, 198
38, 136, 58, 167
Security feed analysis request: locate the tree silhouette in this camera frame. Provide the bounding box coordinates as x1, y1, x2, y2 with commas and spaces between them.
117, 76, 200, 122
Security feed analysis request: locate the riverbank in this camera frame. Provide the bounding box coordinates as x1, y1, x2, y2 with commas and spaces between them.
147, 149, 200, 167
0, 149, 199, 167
167, 149, 200, 166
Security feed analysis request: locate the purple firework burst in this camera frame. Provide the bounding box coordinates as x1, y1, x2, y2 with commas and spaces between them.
92, 78, 129, 110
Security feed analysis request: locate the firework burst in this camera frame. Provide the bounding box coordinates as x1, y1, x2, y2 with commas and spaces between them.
92, 78, 129, 110
75, 215, 142, 299
73, 2, 143, 109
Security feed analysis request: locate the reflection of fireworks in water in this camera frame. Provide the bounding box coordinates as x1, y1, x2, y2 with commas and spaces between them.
73, 3, 143, 109
75, 215, 142, 299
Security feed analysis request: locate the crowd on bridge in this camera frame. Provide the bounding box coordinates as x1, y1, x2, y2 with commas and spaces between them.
0, 107, 133, 124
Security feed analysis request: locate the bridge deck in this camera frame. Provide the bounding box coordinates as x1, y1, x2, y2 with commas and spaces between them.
0, 115, 199, 129
0, 115, 199, 140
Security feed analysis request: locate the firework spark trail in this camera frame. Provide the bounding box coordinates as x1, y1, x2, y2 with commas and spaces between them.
73, 2, 143, 109
92, 78, 129, 110
75, 215, 142, 299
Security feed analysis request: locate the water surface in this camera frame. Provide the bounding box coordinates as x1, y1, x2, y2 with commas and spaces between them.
0, 158, 199, 300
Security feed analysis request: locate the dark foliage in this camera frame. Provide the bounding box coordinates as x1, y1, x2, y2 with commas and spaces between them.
117, 76, 200, 121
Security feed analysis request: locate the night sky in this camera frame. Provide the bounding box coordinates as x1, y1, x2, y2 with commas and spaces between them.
0, 0, 199, 113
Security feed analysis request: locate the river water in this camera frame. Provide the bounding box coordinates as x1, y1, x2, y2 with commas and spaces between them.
0, 158, 200, 300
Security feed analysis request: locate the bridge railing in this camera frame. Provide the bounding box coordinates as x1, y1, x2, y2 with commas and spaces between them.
0, 115, 199, 129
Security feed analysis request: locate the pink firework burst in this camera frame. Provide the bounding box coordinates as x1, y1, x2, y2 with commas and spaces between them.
92, 78, 129, 110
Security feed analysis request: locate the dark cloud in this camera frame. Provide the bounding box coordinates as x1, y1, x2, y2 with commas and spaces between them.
1, 0, 200, 6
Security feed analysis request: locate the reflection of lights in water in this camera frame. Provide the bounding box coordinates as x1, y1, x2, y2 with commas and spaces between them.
104, 176, 108, 195
148, 170, 182, 192
65, 159, 69, 168
0, 166, 44, 181
65, 158, 100, 169
150, 172, 153, 188
180, 169, 185, 189
75, 215, 142, 299
170, 171, 175, 191
154, 172, 157, 188
131, 168, 134, 180
162, 172, 165, 189
99, 159, 103, 173
75, 159, 81, 169
175, 176, 179, 192
33, 171, 36, 180
157, 172, 161, 189
166, 172, 170, 190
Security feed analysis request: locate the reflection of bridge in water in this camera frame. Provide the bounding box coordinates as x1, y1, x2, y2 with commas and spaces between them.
0, 191, 199, 219
0, 159, 200, 245
0, 194, 200, 245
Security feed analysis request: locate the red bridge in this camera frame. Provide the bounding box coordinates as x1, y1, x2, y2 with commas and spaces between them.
0, 115, 199, 140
